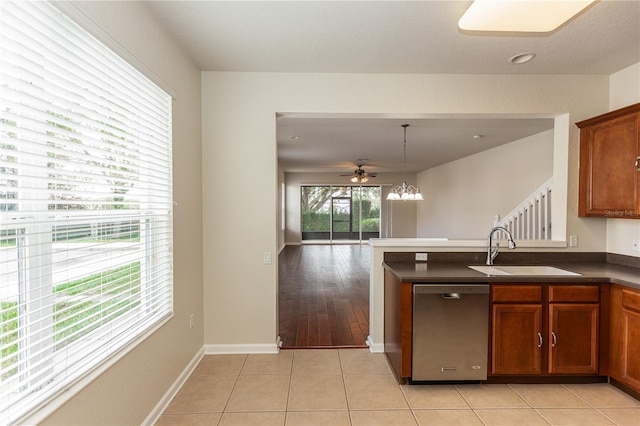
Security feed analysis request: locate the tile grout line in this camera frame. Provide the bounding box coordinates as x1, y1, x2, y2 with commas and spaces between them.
283, 350, 296, 422
507, 383, 575, 426
560, 383, 594, 408
506, 383, 536, 409
560, 383, 638, 426
593, 407, 623, 426
336, 349, 354, 425
453, 384, 490, 426
217, 355, 245, 421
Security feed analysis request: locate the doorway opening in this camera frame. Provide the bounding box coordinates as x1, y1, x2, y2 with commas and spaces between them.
278, 244, 370, 348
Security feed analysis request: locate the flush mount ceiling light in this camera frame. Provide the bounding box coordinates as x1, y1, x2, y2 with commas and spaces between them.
386, 124, 423, 201
458, 0, 596, 33
509, 52, 536, 64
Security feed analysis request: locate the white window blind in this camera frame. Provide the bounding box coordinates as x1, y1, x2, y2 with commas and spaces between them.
0, 2, 173, 423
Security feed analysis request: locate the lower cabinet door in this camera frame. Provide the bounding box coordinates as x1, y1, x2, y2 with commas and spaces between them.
620, 308, 640, 389
492, 304, 542, 375
548, 303, 599, 374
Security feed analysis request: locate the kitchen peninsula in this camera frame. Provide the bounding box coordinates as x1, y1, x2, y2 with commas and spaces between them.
379, 248, 640, 401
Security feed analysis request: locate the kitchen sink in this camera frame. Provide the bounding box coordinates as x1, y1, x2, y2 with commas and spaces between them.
468, 265, 581, 276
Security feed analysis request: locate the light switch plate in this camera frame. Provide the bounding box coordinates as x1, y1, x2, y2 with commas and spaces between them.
569, 235, 578, 247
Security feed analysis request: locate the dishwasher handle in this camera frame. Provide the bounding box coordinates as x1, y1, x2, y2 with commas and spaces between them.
442, 292, 461, 300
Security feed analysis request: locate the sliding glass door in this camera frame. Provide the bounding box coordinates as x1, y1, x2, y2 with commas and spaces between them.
301, 185, 380, 243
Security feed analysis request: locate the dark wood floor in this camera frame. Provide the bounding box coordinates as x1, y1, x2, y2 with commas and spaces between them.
278, 244, 370, 348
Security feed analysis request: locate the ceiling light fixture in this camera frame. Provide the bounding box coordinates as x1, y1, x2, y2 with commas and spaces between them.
509, 52, 536, 64
342, 165, 376, 183
458, 0, 596, 33
351, 175, 369, 184
386, 124, 423, 201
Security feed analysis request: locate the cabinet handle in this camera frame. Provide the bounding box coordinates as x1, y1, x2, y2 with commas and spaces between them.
636, 156, 640, 171
551, 331, 557, 347
537, 332, 543, 348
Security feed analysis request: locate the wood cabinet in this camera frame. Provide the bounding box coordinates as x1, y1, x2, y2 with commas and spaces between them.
576, 103, 640, 218
383, 269, 413, 384
490, 284, 600, 376
548, 303, 599, 374
548, 285, 599, 374
492, 303, 543, 374
610, 285, 640, 395
382, 273, 615, 385
491, 285, 543, 375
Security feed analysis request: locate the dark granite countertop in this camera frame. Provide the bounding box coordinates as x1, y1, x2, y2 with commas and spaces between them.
383, 257, 640, 291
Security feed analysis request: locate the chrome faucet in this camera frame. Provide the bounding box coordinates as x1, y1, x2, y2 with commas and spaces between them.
486, 226, 516, 265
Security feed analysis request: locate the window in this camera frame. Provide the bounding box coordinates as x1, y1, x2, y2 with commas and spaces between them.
301, 185, 381, 242
0, 2, 173, 423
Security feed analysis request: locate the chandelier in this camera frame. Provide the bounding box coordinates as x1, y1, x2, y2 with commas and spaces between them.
386, 124, 423, 201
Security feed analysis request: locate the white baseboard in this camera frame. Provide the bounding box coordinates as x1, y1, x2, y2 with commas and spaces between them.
366, 335, 384, 353
142, 347, 204, 426
204, 343, 280, 354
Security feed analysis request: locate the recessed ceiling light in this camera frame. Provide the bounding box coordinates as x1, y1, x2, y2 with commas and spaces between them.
459, 0, 596, 33
290, 135, 300, 140
473, 134, 484, 139
509, 52, 536, 64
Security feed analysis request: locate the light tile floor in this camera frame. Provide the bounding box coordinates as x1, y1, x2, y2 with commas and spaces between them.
157, 349, 640, 426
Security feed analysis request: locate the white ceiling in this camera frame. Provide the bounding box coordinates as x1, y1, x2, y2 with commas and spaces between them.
144, 0, 640, 175
145, 0, 638, 75
277, 115, 555, 173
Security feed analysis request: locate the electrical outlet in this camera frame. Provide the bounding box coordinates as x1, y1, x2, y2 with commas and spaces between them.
263, 251, 272, 264
415, 253, 428, 262
189, 314, 194, 330
632, 240, 640, 252
569, 235, 578, 247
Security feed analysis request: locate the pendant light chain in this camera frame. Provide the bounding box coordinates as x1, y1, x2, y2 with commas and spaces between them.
403, 124, 408, 181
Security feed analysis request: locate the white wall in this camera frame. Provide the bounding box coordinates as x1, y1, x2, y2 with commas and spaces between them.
41, 2, 203, 425
284, 172, 418, 244
607, 62, 640, 257
417, 130, 554, 239
201, 72, 610, 350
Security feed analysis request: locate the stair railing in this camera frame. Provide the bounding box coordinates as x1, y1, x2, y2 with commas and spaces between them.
493, 178, 553, 240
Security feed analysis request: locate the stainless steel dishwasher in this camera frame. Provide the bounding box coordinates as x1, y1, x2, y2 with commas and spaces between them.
412, 284, 490, 382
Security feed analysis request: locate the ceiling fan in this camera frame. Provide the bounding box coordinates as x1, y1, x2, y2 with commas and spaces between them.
340, 165, 377, 183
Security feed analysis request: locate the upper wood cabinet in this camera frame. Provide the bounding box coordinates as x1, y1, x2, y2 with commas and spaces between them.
576, 103, 640, 218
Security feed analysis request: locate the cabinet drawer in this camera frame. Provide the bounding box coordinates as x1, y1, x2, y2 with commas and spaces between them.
549, 285, 599, 303
622, 289, 640, 312
492, 285, 542, 302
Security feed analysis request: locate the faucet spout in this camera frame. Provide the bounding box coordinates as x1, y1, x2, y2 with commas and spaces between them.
486, 226, 516, 265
